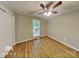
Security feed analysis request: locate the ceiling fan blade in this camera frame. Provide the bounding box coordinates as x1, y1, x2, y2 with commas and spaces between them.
52, 11, 58, 14
40, 3, 45, 9
53, 1, 62, 9
38, 11, 46, 15
46, 1, 54, 9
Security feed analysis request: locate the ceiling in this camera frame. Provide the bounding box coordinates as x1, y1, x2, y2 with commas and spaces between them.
3, 1, 79, 19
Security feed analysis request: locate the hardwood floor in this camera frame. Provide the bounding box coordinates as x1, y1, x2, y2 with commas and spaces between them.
5, 36, 79, 58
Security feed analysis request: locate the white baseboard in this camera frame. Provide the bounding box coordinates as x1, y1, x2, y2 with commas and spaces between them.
15, 35, 79, 52
48, 35, 79, 52
5, 35, 79, 57
5, 35, 47, 57
15, 35, 46, 45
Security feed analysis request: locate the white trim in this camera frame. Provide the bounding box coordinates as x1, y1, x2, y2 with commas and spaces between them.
48, 35, 79, 52
5, 35, 79, 57
15, 35, 46, 45
14, 35, 79, 52
5, 35, 46, 57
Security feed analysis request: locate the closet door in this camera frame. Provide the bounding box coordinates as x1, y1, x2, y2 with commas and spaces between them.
0, 8, 15, 57
0, 9, 7, 57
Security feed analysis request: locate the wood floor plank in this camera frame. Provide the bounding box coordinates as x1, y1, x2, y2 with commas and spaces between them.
5, 36, 79, 58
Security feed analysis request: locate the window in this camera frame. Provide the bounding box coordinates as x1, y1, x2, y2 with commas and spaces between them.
33, 19, 40, 36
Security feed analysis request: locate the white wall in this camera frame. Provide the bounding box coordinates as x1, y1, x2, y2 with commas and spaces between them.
15, 15, 47, 43
0, 4, 15, 57
47, 9, 79, 50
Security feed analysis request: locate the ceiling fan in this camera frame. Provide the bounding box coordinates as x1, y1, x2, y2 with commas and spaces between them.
38, 1, 62, 16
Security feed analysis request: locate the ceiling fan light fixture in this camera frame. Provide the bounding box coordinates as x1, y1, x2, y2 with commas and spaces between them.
47, 11, 52, 16
44, 11, 52, 16
44, 12, 47, 16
